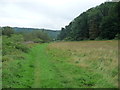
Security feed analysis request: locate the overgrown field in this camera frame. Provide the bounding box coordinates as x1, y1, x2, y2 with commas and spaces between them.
2, 40, 118, 88
47, 40, 118, 88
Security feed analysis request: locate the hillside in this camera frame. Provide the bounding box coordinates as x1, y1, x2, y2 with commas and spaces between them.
13, 27, 60, 40
58, 2, 120, 40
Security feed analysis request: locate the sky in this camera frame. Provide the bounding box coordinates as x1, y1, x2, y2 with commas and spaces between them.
0, 0, 108, 30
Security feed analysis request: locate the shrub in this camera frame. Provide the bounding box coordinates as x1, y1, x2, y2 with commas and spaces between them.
2, 34, 29, 55
33, 38, 44, 43
15, 44, 29, 53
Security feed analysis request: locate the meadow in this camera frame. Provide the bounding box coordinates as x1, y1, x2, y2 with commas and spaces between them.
2, 40, 118, 88
45, 40, 118, 88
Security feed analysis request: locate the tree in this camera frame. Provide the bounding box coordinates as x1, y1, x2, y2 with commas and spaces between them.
2, 26, 14, 37
99, 2, 120, 39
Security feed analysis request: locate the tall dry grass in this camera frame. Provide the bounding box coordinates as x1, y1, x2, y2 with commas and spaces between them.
48, 40, 118, 87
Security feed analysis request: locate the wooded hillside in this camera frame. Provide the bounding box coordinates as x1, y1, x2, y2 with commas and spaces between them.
58, 2, 120, 40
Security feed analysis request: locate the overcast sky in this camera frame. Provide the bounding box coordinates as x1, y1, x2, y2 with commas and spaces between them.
0, 0, 108, 30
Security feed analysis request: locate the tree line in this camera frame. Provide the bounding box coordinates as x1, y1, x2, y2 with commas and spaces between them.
1, 26, 51, 43
58, 2, 120, 41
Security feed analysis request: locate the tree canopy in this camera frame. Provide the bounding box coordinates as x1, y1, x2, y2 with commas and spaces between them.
58, 2, 120, 40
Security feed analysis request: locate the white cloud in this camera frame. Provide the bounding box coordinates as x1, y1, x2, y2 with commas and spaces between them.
0, 0, 107, 30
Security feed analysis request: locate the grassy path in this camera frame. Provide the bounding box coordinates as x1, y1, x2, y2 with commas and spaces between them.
32, 44, 49, 88
32, 44, 63, 88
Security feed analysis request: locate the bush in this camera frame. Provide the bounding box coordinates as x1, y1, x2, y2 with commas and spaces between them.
15, 44, 29, 53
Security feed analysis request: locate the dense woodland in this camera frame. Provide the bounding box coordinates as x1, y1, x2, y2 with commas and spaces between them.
58, 2, 120, 40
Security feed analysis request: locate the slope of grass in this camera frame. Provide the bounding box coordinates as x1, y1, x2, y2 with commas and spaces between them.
2, 53, 34, 88
2, 35, 33, 88
2, 44, 36, 88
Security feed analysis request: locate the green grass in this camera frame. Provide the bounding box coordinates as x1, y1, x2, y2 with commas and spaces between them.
2, 53, 34, 88
2, 40, 118, 88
